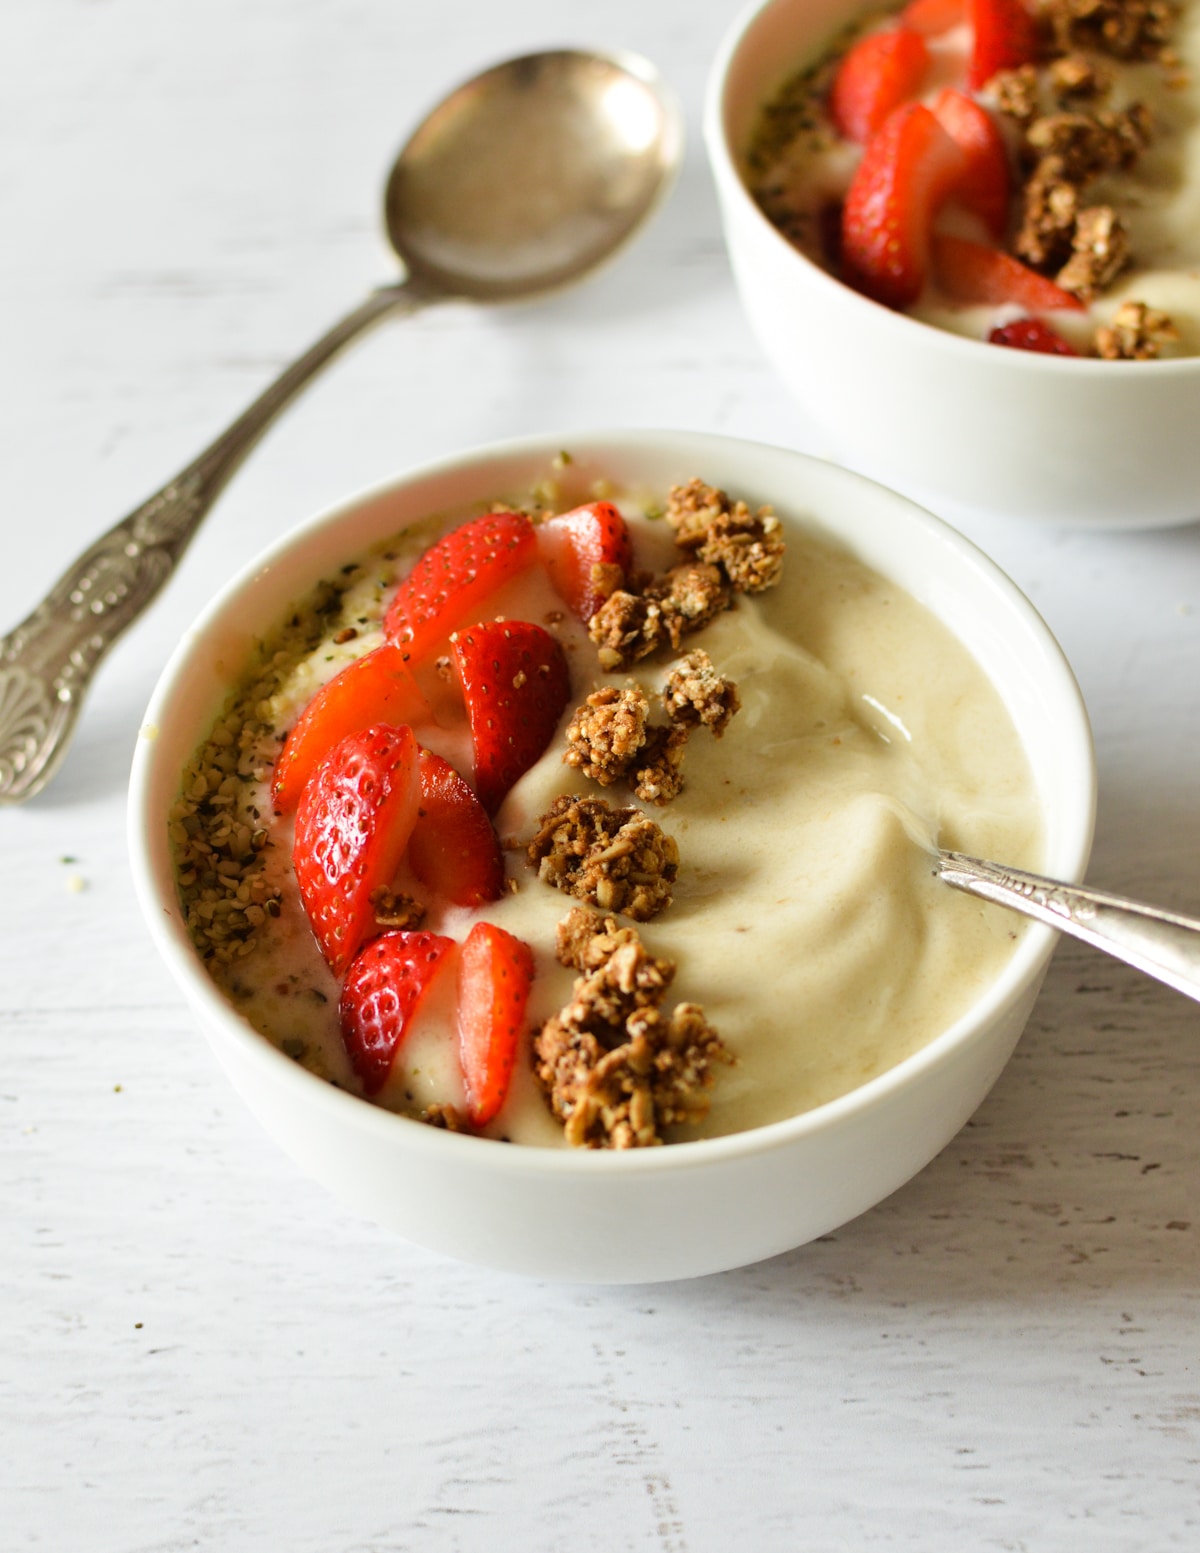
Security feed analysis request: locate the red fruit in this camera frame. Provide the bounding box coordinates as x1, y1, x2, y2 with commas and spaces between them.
902, 0, 964, 33
339, 930, 456, 1095
293, 724, 422, 976
967, 0, 1039, 92
931, 88, 1011, 241
408, 749, 505, 907
988, 317, 1081, 354
932, 233, 1086, 310
841, 104, 967, 310
383, 511, 538, 663
456, 921, 535, 1127
829, 27, 931, 145
451, 620, 571, 814
271, 644, 430, 814
537, 500, 634, 623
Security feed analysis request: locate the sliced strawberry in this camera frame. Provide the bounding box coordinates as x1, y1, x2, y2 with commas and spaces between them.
271, 644, 430, 814
537, 500, 633, 623
967, 0, 1039, 92
902, 0, 965, 33
383, 510, 538, 664
829, 27, 931, 145
339, 929, 456, 1096
408, 749, 505, 907
931, 88, 1011, 241
989, 317, 1081, 354
451, 620, 571, 814
293, 724, 422, 976
456, 921, 535, 1127
932, 233, 1086, 310
841, 104, 967, 310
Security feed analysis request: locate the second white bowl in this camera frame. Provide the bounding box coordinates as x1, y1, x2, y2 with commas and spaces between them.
705, 0, 1200, 529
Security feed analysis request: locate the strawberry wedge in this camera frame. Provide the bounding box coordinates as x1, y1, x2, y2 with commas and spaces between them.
989, 318, 1081, 354
902, 0, 964, 33
293, 724, 422, 976
271, 643, 430, 814
932, 234, 1085, 310
456, 921, 535, 1127
383, 510, 538, 664
340, 929, 456, 1095
451, 620, 571, 814
967, 0, 1039, 91
842, 103, 967, 310
537, 500, 633, 623
829, 27, 931, 145
930, 88, 1011, 242
408, 749, 505, 907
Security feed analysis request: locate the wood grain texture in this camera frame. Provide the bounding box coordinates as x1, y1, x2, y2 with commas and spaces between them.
2, 2, 1198, 1549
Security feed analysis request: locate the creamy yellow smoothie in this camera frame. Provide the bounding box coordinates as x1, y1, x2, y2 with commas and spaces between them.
170, 474, 1041, 1146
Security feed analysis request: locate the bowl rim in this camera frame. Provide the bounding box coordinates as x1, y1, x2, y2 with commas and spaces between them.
127, 425, 1097, 1179
702, 0, 1200, 378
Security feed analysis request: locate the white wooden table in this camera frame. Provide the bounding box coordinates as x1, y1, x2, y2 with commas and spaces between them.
3, 2, 1198, 1547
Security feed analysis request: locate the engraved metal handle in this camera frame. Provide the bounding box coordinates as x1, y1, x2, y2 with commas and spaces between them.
0, 281, 427, 805
937, 850, 1200, 1003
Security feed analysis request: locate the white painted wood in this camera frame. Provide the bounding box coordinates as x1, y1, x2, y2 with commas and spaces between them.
2, 2, 1197, 1548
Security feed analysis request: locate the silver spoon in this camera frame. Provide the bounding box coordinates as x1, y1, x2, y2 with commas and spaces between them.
937, 851, 1200, 1002
0, 48, 683, 804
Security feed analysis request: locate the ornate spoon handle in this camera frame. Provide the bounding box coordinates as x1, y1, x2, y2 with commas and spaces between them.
0, 283, 425, 804
937, 850, 1200, 1003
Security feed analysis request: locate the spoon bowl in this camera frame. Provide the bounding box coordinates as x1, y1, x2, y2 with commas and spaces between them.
0, 49, 683, 804
387, 50, 683, 299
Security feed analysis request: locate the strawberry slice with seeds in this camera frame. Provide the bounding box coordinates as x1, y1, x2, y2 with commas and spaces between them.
841, 103, 967, 310
967, 0, 1039, 92
456, 921, 535, 1127
932, 233, 1086, 310
271, 643, 430, 814
451, 620, 571, 814
339, 929, 456, 1095
383, 510, 538, 664
989, 317, 1081, 354
293, 724, 422, 976
829, 27, 931, 145
902, 0, 964, 33
537, 500, 634, 623
408, 749, 505, 907
930, 88, 1011, 241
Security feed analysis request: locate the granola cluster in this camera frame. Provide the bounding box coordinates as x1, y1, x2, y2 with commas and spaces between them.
533, 908, 732, 1148
985, 0, 1183, 352
1095, 297, 1181, 356
526, 796, 680, 920
562, 649, 741, 805
588, 480, 784, 670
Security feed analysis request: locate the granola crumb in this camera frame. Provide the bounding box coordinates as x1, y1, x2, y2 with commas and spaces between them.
630, 725, 689, 806
1043, 0, 1178, 63
368, 886, 427, 931
987, 64, 1040, 125
562, 686, 650, 785
1094, 298, 1180, 358
526, 795, 679, 920
588, 589, 670, 671
421, 1102, 468, 1132
646, 563, 733, 647
1057, 204, 1131, 297
1049, 52, 1114, 98
663, 649, 742, 737
665, 479, 785, 594
533, 915, 730, 1149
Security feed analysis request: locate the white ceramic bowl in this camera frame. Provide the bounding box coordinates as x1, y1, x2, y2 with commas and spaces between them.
128, 430, 1095, 1283
705, 0, 1200, 529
